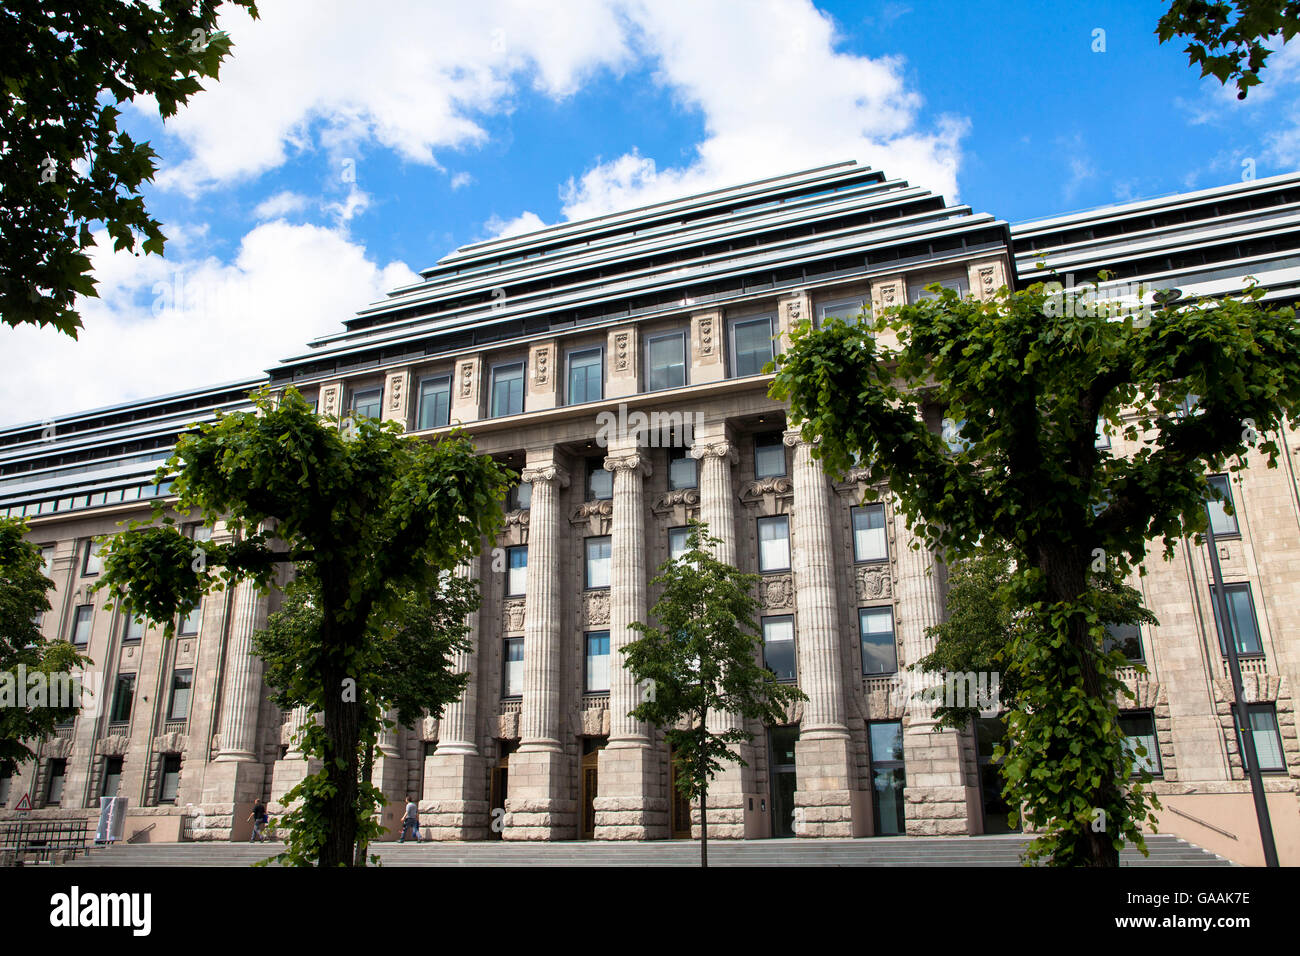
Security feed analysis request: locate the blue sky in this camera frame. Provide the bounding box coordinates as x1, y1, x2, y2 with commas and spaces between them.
4, 0, 1297, 426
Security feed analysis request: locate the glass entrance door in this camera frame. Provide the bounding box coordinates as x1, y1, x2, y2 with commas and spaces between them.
976, 717, 1020, 834
769, 726, 799, 838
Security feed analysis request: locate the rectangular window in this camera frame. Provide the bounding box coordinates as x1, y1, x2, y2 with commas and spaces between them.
868, 722, 906, 836
508, 481, 532, 511
122, 614, 144, 643
645, 331, 687, 392
46, 759, 66, 807
1095, 420, 1111, 450
179, 601, 201, 636
757, 516, 790, 572
668, 527, 690, 562
730, 315, 776, 378
817, 296, 869, 326
860, 607, 898, 675
851, 504, 888, 562
586, 458, 612, 501
1237, 704, 1285, 773
503, 638, 524, 698
101, 756, 123, 798
507, 546, 527, 597
350, 386, 382, 421
754, 433, 786, 478
1207, 474, 1239, 537
1119, 711, 1162, 776
0, 768, 10, 807
82, 540, 103, 576
167, 670, 193, 722
1104, 623, 1144, 662
489, 362, 525, 417
110, 674, 135, 724
159, 754, 181, 804
71, 604, 93, 646
585, 631, 610, 693
416, 374, 452, 430
668, 447, 697, 490
566, 347, 604, 405
1211, 583, 1263, 656
762, 616, 797, 682
585, 536, 612, 589
909, 274, 969, 303
39, 546, 54, 579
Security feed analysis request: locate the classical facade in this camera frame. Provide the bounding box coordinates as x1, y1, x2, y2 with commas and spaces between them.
2, 162, 1298, 862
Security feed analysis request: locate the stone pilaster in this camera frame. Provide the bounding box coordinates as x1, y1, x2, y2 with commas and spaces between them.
426, 555, 489, 839
595, 446, 667, 838
201, 576, 267, 806
785, 430, 862, 837
382, 369, 411, 428
270, 706, 316, 805
450, 356, 482, 424
527, 340, 558, 411
607, 325, 639, 398
504, 458, 575, 840
371, 708, 405, 805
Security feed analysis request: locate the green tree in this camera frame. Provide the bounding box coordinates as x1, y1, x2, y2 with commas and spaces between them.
772, 281, 1300, 866
1157, 1, 1298, 99
0, 517, 91, 775
1, 0, 259, 337
94, 386, 511, 866
252, 564, 480, 865
623, 521, 806, 868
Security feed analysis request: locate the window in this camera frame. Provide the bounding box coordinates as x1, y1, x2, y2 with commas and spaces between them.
585, 537, 612, 589
122, 614, 144, 643
668, 447, 697, 490
860, 607, 897, 675
585, 631, 610, 692
1206, 474, 1239, 537
762, 616, 796, 682
754, 433, 786, 478
566, 347, 603, 405
1236, 704, 1285, 773
71, 604, 93, 646
941, 417, 972, 454
1095, 420, 1112, 450
0, 767, 10, 807
1211, 583, 1263, 656
817, 296, 869, 326
506, 546, 527, 597
489, 362, 525, 417
730, 315, 776, 377
39, 545, 54, 579
1119, 712, 1162, 776
101, 756, 123, 797
757, 516, 790, 572
350, 386, 382, 421
586, 458, 612, 501
167, 670, 193, 721
869, 722, 906, 835
179, 601, 201, 636
645, 331, 687, 391
851, 504, 888, 562
668, 527, 690, 562
82, 540, 103, 576
909, 274, 969, 303
158, 754, 181, 804
109, 674, 135, 724
502, 638, 524, 698
45, 759, 66, 807
508, 481, 532, 511
416, 374, 452, 430
1103, 623, 1144, 662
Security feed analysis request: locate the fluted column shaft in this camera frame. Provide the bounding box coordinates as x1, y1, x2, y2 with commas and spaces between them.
786, 431, 849, 736
892, 509, 946, 664
284, 706, 310, 755
216, 577, 266, 759
691, 439, 741, 736
520, 463, 568, 751
606, 451, 651, 743
436, 555, 481, 755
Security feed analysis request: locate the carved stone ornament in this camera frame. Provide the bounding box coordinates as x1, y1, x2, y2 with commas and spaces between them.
878, 281, 901, 308
740, 476, 794, 502
97, 734, 130, 757
603, 452, 649, 476
583, 590, 610, 626
497, 711, 520, 740
459, 361, 474, 398
698, 315, 714, 355
504, 509, 531, 529
760, 573, 794, 609
571, 499, 614, 521
615, 331, 631, 371
503, 599, 526, 633
535, 346, 550, 386
153, 731, 188, 754
522, 464, 571, 487
421, 716, 440, 742
388, 374, 403, 411
786, 293, 804, 322
321, 385, 340, 417
979, 265, 996, 296
689, 440, 737, 464
855, 565, 893, 602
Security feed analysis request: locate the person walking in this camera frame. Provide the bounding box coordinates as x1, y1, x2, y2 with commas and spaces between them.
247, 800, 269, 843
399, 795, 421, 843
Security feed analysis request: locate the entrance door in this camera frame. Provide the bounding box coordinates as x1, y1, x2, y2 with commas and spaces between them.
668, 747, 692, 839
489, 741, 515, 840
769, 726, 799, 838
976, 717, 1020, 834
580, 737, 605, 839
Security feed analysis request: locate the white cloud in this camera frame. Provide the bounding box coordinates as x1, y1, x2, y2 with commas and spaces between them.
485, 210, 548, 239
450, 171, 474, 190
253, 190, 312, 220
0, 225, 418, 427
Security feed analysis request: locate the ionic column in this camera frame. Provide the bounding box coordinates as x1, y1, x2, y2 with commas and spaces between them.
372, 707, 404, 808
504, 458, 573, 840
426, 555, 489, 839
202, 575, 268, 808
785, 429, 861, 837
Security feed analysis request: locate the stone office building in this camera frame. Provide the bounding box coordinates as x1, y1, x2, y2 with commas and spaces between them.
1, 162, 1298, 862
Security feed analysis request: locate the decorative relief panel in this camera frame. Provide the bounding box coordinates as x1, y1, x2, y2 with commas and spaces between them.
97, 733, 130, 757
740, 476, 794, 514
855, 564, 893, 602
387, 372, 404, 411
497, 711, 520, 740
320, 384, 341, 418
152, 731, 188, 754
571, 499, 613, 535
698, 315, 714, 355
503, 599, 526, 633
759, 573, 794, 609
583, 590, 610, 627
458, 360, 475, 398
614, 332, 631, 371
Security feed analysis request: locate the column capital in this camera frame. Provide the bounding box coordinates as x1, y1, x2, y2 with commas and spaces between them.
521, 463, 570, 487
690, 440, 738, 464
783, 427, 815, 449
603, 452, 651, 477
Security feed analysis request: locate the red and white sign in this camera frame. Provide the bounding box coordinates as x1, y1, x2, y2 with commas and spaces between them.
14, 792, 32, 813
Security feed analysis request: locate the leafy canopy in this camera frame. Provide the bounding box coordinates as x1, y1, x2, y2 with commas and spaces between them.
1157, 1, 1299, 99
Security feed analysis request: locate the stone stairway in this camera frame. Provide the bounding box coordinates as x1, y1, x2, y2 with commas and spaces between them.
61, 833, 1234, 867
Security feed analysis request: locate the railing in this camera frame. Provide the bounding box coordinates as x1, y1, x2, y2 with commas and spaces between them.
501, 699, 523, 714
106, 721, 130, 735
162, 719, 187, 735
1223, 656, 1268, 679
52, 725, 75, 740
0, 819, 90, 863
1166, 803, 1238, 841
582, 693, 610, 710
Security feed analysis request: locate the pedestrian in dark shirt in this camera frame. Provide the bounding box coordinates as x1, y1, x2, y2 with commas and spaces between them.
248, 801, 269, 843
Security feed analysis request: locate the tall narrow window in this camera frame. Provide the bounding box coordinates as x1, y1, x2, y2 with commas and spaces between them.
1104, 623, 1144, 662
167, 670, 193, 721
179, 601, 201, 636
859, 607, 897, 675
1119, 711, 1162, 776
159, 754, 182, 804
754, 433, 786, 478
82, 540, 103, 576
566, 348, 603, 405
350, 386, 382, 421
869, 722, 906, 835
506, 546, 527, 597
45, 759, 66, 807
71, 604, 93, 646
417, 374, 452, 430
1206, 474, 1239, 537
1236, 704, 1285, 773
585, 631, 610, 693
585, 537, 612, 589
122, 614, 144, 643
645, 331, 687, 391
730, 315, 775, 377
668, 447, 697, 490
101, 756, 123, 797
762, 616, 796, 682
489, 362, 525, 418
0, 767, 11, 807
508, 481, 532, 511
757, 516, 790, 571
502, 638, 524, 698
851, 504, 888, 562
668, 527, 690, 562
1211, 583, 1263, 656
110, 674, 135, 724
586, 458, 612, 501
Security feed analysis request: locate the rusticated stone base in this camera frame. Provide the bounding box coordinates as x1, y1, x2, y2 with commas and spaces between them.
201, 756, 266, 806
269, 755, 319, 805
904, 785, 973, 836
503, 748, 576, 840
423, 751, 489, 840
794, 733, 866, 837
594, 744, 669, 839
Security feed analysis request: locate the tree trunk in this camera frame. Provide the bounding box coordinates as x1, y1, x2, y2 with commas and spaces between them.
317, 600, 363, 867
700, 786, 708, 869
354, 742, 376, 867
